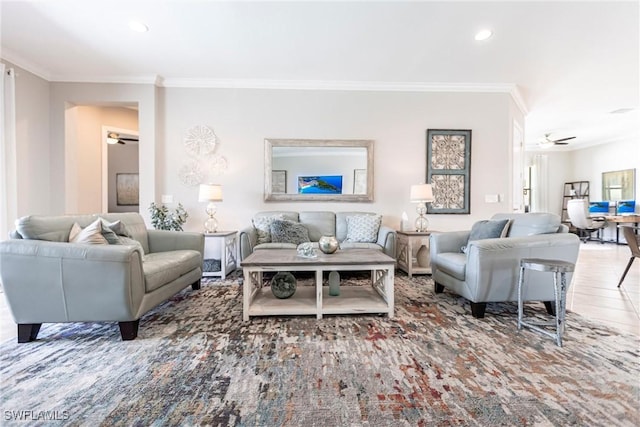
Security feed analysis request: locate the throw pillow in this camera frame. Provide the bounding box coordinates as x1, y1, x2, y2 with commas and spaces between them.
97, 219, 121, 244
345, 214, 382, 243
253, 214, 284, 244
461, 219, 511, 253
68, 220, 109, 245
270, 219, 310, 245
100, 218, 131, 238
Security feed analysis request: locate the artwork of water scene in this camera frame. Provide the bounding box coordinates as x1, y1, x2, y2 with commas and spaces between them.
298, 175, 343, 194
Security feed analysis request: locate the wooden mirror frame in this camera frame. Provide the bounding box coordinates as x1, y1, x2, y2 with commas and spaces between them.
264, 138, 374, 202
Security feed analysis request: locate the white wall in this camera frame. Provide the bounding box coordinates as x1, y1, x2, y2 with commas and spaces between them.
1, 60, 51, 218
570, 140, 640, 206
160, 88, 515, 232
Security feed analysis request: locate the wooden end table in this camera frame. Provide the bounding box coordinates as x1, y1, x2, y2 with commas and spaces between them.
396, 230, 435, 277
203, 231, 237, 279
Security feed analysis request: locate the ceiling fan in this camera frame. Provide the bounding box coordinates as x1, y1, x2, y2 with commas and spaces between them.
539, 133, 576, 146
107, 132, 138, 145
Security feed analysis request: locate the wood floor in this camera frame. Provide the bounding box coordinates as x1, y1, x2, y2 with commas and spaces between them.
0, 241, 638, 342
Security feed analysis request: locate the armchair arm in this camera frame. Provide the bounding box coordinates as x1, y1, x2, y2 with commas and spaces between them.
430, 230, 470, 255
239, 226, 258, 261
376, 226, 396, 258
0, 240, 146, 323
147, 230, 204, 257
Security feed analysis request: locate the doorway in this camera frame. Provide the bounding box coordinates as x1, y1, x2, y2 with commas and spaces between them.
102, 126, 139, 213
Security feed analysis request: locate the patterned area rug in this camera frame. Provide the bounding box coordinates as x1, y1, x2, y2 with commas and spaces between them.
1, 272, 638, 426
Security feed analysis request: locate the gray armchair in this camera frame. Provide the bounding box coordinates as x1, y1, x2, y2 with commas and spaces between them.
430, 213, 580, 318
0, 213, 204, 342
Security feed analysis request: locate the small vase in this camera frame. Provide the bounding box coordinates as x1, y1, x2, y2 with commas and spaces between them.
319, 236, 339, 254
329, 271, 340, 296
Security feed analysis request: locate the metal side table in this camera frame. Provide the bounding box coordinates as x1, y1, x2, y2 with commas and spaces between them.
517, 258, 575, 347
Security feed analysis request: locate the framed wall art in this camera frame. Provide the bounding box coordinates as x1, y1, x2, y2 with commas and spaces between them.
426, 129, 472, 214
116, 173, 139, 206
272, 170, 287, 194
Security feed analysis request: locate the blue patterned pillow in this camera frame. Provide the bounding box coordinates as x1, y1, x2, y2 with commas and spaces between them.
270, 219, 310, 245
345, 215, 381, 243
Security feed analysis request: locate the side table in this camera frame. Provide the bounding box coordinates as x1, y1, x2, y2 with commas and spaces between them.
396, 230, 435, 277
203, 231, 237, 279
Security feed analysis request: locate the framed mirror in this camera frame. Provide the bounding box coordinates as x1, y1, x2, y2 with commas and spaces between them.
602, 168, 635, 201
264, 139, 374, 202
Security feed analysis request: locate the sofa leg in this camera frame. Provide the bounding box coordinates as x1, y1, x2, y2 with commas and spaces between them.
118, 320, 139, 341
191, 279, 201, 290
470, 302, 487, 318
434, 282, 444, 294
543, 301, 556, 316
17, 323, 42, 343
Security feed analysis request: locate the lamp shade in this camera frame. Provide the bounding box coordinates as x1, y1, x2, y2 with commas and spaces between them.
198, 184, 223, 202
410, 184, 434, 203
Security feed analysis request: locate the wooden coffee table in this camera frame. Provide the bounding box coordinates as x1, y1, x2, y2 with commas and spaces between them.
240, 249, 395, 321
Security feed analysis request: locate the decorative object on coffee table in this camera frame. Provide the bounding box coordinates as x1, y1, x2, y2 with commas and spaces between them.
297, 242, 317, 258
329, 271, 340, 296
270, 272, 297, 299
319, 235, 339, 254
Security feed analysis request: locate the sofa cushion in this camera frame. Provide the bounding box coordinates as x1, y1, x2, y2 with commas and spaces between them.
270, 219, 310, 245
69, 220, 109, 245
143, 250, 202, 293
491, 213, 562, 237
345, 214, 382, 243
117, 236, 145, 256
339, 242, 383, 251
299, 212, 336, 242
435, 252, 467, 281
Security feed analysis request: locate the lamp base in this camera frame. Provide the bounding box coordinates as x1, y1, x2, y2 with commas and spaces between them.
415, 203, 429, 232
204, 202, 218, 233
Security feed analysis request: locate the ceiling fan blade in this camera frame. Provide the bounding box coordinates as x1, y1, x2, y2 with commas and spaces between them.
552, 136, 576, 143
118, 137, 138, 142
554, 141, 570, 145
117, 140, 126, 145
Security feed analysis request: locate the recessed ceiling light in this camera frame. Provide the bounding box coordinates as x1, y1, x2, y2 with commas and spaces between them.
129, 21, 149, 33
475, 29, 493, 41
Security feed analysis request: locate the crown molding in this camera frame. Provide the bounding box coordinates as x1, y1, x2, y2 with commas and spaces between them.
0, 47, 52, 81
159, 78, 518, 93
0, 51, 531, 110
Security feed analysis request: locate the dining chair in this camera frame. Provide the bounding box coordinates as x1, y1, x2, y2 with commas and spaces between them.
618, 226, 640, 287
567, 199, 607, 243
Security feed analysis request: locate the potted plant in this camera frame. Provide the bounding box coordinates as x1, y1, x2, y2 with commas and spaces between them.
148, 202, 188, 231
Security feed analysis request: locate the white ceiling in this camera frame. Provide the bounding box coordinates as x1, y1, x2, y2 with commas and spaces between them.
1, 0, 638, 150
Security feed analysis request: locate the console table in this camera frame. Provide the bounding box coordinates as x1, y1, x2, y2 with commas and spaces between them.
240, 249, 395, 321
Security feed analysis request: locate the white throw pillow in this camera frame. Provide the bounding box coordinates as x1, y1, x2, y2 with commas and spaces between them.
345, 214, 381, 243
253, 214, 284, 244
68, 219, 109, 245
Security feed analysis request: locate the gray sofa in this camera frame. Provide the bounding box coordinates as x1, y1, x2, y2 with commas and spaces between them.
430, 213, 580, 318
239, 211, 396, 261
0, 213, 204, 342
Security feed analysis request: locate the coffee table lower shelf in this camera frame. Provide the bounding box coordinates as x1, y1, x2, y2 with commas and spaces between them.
247, 286, 389, 318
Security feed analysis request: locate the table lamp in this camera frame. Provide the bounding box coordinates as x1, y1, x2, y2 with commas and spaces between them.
198, 184, 223, 233
410, 183, 434, 232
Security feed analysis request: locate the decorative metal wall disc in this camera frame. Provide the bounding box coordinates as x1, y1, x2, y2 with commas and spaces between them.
184, 125, 217, 157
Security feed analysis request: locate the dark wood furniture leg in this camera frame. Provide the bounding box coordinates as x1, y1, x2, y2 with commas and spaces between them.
470, 302, 487, 318
434, 282, 444, 294
191, 279, 201, 290
17, 323, 42, 343
543, 301, 556, 316
118, 320, 140, 341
